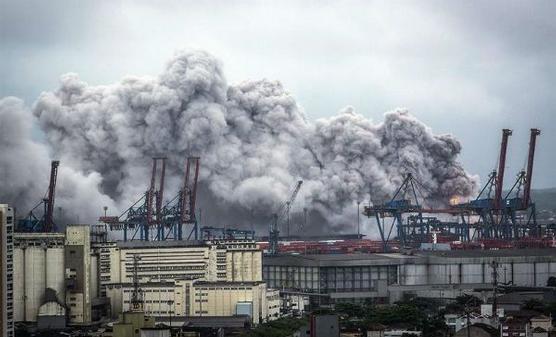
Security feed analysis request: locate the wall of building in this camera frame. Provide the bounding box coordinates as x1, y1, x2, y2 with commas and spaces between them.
106, 280, 271, 324
187, 281, 267, 323
263, 250, 556, 303
94, 242, 225, 287
264, 264, 397, 295
221, 241, 262, 282
25, 246, 46, 321
65, 225, 91, 324
14, 234, 268, 325
12, 232, 66, 322
97, 239, 264, 317
1, 204, 15, 337
399, 260, 556, 287
266, 289, 281, 321
311, 314, 339, 337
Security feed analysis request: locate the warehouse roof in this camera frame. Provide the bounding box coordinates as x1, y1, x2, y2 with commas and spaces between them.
420, 248, 556, 258
263, 253, 417, 267
156, 315, 251, 328
263, 248, 556, 267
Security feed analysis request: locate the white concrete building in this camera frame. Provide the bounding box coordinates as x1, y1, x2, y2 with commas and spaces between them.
106, 280, 274, 324
98, 239, 272, 324
13, 232, 66, 322
65, 225, 92, 324
1, 204, 15, 337
264, 249, 556, 304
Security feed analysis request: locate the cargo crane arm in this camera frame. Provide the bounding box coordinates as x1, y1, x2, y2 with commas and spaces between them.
44, 160, 60, 231
17, 160, 60, 232
269, 180, 303, 255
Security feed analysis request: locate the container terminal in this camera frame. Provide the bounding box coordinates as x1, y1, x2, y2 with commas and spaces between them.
2, 128, 556, 336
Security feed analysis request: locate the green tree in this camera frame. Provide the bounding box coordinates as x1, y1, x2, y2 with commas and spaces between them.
523, 298, 546, 312
335, 302, 367, 318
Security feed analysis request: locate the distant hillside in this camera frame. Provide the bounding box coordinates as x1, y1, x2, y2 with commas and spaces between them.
531, 188, 556, 212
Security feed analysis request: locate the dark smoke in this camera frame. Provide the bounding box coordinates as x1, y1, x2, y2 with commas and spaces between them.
0, 49, 478, 236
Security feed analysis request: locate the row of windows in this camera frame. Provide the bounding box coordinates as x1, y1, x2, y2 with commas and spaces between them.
125, 265, 206, 272
123, 289, 175, 293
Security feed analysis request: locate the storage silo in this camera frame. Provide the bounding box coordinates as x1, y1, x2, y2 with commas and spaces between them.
46, 247, 65, 301
24, 246, 46, 321
13, 247, 25, 322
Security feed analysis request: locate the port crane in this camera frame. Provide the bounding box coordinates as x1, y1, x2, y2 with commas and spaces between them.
364, 128, 542, 250
18, 160, 60, 232
101, 157, 201, 241
269, 180, 303, 255
160, 156, 200, 240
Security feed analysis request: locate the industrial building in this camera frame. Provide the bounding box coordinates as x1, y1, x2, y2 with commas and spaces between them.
11, 228, 278, 326
263, 248, 556, 303
6, 127, 554, 335
105, 280, 277, 324
12, 232, 66, 322
1, 204, 15, 337
65, 225, 92, 324
96, 239, 276, 324
95, 239, 262, 286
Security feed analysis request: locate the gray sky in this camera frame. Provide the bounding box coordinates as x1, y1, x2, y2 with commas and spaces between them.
1, 0, 555, 189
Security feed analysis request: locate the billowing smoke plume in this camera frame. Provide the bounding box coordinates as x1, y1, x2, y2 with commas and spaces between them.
0, 97, 117, 224
1, 49, 477, 235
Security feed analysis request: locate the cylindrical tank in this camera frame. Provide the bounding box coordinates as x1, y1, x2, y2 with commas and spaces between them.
90, 255, 98, 299
24, 247, 46, 321
13, 247, 25, 322
46, 247, 65, 301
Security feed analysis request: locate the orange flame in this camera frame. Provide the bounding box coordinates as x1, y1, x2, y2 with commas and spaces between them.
449, 196, 461, 206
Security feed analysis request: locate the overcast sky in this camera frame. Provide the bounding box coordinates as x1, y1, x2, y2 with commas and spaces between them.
1, 0, 555, 189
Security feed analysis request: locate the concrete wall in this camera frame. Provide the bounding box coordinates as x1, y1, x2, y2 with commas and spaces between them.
311, 315, 339, 337
399, 261, 556, 287
107, 280, 271, 324
65, 225, 91, 324
24, 247, 46, 321
12, 233, 66, 322
226, 250, 262, 282
263, 251, 556, 303
0, 205, 15, 337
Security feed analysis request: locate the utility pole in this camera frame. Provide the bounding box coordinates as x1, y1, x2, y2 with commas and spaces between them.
491, 261, 499, 317
466, 310, 471, 337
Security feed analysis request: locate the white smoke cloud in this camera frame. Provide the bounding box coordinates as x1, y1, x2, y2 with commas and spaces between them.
0, 97, 116, 226
2, 49, 478, 235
